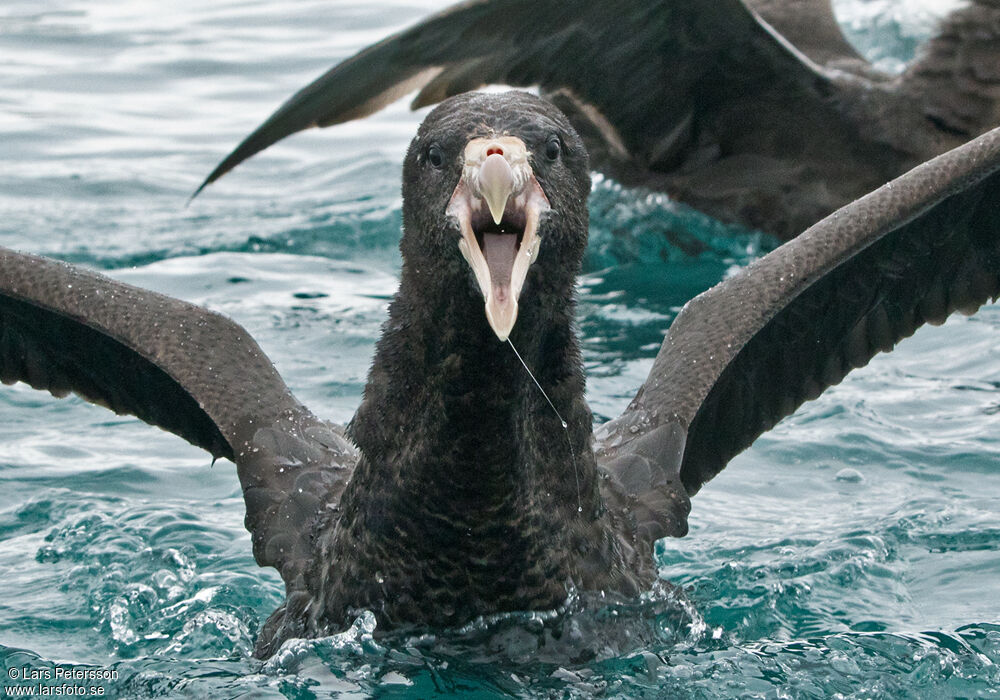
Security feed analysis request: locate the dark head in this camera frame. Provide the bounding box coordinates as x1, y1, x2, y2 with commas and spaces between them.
399, 91, 590, 341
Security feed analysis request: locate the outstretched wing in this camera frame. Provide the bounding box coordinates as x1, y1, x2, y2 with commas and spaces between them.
597, 125, 1000, 544
196, 0, 887, 237
0, 250, 356, 590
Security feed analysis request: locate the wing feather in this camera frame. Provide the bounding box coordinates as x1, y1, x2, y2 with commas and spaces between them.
0, 249, 357, 589
195, 0, 853, 232
598, 125, 1000, 543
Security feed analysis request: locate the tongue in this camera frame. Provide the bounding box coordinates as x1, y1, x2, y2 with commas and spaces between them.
482, 232, 518, 302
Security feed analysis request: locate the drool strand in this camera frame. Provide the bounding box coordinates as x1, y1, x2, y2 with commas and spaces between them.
507, 338, 583, 513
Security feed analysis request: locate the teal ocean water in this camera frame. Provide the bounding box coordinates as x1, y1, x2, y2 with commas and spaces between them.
1, 1, 998, 697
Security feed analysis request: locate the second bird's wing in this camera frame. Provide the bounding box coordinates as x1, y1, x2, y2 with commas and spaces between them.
195, 0, 888, 238
596, 125, 1000, 545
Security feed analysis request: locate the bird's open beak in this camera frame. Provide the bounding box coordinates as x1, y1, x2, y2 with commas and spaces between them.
446, 136, 550, 341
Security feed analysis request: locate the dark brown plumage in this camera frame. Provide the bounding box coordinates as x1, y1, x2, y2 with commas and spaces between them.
3, 92, 1000, 657
193, 0, 1000, 239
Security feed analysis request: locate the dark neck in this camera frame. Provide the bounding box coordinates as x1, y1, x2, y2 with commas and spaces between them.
352, 263, 600, 516
331, 262, 606, 625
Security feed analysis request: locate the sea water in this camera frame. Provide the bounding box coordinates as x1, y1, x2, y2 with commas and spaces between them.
1, 1, 998, 697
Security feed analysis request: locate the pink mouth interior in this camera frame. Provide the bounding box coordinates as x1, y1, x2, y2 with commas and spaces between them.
481, 232, 518, 302
473, 200, 526, 301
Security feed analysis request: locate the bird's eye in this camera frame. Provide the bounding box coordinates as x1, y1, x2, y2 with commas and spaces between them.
544, 136, 561, 161
427, 145, 444, 169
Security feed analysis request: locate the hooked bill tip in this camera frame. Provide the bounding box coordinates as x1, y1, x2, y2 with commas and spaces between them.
488, 202, 506, 226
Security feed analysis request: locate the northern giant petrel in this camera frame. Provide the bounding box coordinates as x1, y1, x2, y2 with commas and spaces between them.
3, 92, 1000, 657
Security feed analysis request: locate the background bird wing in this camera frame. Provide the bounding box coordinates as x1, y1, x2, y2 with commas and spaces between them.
596, 125, 1000, 545
745, 0, 865, 66
900, 0, 1000, 140
195, 0, 861, 218
0, 250, 356, 590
